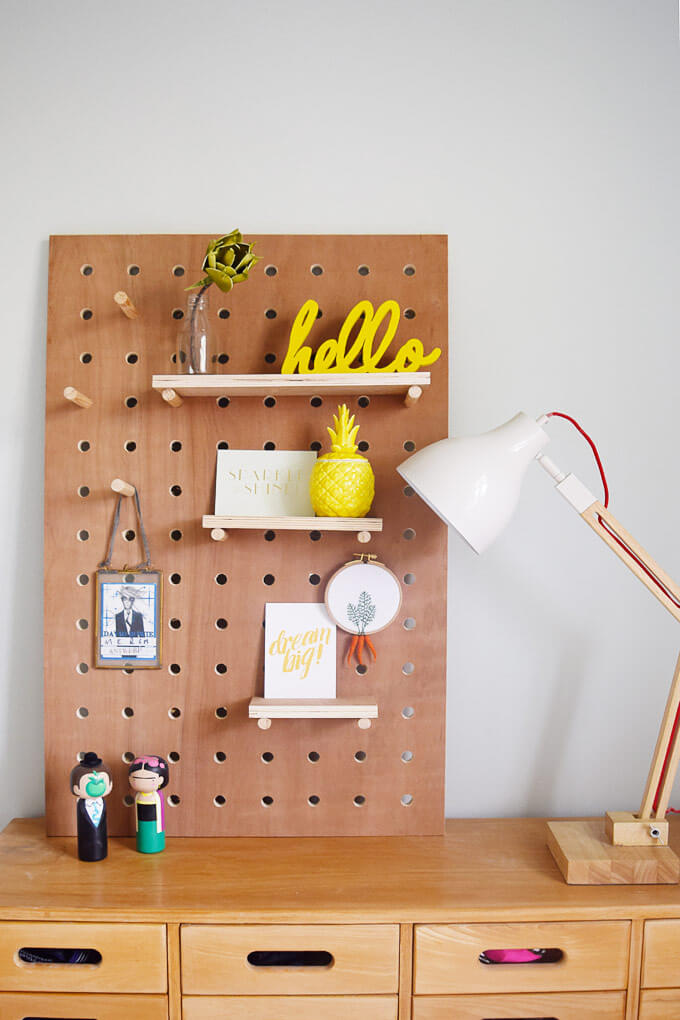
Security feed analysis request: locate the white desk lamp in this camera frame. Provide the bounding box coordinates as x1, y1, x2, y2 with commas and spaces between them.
398, 411, 680, 884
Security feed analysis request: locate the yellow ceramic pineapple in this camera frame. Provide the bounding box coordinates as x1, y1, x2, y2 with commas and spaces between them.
310, 404, 375, 517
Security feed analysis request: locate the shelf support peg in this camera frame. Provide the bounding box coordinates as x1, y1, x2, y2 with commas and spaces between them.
114, 291, 138, 319
63, 386, 93, 409
357, 718, 372, 729
162, 388, 183, 407
404, 385, 423, 408
357, 531, 372, 544
257, 717, 272, 730
211, 528, 228, 542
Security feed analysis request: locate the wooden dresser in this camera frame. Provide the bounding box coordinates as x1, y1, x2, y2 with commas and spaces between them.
2, 816, 680, 1019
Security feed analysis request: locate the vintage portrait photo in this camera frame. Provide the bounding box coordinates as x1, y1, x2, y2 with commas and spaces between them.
95, 570, 162, 669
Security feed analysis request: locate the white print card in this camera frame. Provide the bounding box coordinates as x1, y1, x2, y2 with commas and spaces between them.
265, 603, 336, 699
215, 450, 316, 516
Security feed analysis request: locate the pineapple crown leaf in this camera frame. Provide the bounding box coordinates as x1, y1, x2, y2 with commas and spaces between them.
327, 404, 361, 453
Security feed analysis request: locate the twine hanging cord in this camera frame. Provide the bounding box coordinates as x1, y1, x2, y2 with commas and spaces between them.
99, 488, 153, 571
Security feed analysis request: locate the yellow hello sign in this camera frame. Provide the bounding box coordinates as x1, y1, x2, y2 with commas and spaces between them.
281, 298, 441, 374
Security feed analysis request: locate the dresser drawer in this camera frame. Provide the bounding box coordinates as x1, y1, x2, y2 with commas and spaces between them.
0, 922, 167, 993
640, 989, 680, 1018
643, 919, 680, 987
183, 994, 398, 1019
181, 924, 399, 994
412, 990, 626, 1019
0, 992, 168, 1019
413, 922, 630, 994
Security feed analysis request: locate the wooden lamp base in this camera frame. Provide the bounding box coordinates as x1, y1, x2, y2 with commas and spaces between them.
547, 819, 680, 884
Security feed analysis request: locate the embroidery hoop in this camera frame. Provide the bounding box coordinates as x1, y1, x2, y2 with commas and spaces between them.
324, 554, 402, 666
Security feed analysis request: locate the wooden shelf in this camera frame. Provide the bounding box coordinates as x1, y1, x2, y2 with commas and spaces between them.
203, 516, 383, 543
152, 372, 429, 401
249, 697, 378, 729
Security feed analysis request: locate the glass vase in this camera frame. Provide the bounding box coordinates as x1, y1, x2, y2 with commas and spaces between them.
177, 290, 210, 374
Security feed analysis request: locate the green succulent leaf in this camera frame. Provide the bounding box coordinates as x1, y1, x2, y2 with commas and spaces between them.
189, 229, 258, 292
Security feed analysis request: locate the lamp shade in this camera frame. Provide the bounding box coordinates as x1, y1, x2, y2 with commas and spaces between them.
397, 412, 549, 553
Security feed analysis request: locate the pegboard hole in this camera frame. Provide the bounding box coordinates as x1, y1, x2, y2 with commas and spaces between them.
127, 264, 140, 276
217, 440, 229, 450
316, 307, 323, 319
310, 396, 323, 408
354, 750, 367, 762
215, 573, 228, 585
402, 662, 415, 675
402, 706, 415, 719
308, 795, 320, 806
264, 352, 277, 364
357, 264, 370, 276
124, 440, 137, 453
125, 395, 138, 409
403, 528, 416, 541
215, 705, 228, 718
170, 440, 182, 452
122, 706, 135, 718
309, 573, 321, 586
403, 264, 416, 276
263, 441, 276, 450
310, 441, 322, 452
169, 663, 181, 675
403, 617, 416, 630
263, 396, 277, 408
401, 750, 414, 763
172, 265, 185, 277
80, 264, 94, 276
77, 573, 89, 586
403, 440, 416, 453
401, 794, 414, 806
404, 308, 416, 320
172, 308, 184, 320
78, 485, 90, 498
309, 530, 321, 541
170, 484, 182, 497
77, 440, 91, 453
265, 264, 278, 277
168, 795, 181, 806
264, 308, 277, 320
125, 352, 139, 365
264, 530, 276, 542
170, 572, 182, 585
76, 706, 89, 719
263, 574, 275, 586
214, 795, 226, 807
80, 308, 93, 320
215, 352, 229, 366
308, 751, 320, 763
122, 667, 135, 675
261, 796, 274, 807
122, 751, 135, 763
310, 264, 324, 276
217, 396, 230, 409
403, 485, 414, 497
261, 751, 274, 763
357, 440, 369, 452
123, 529, 136, 542
218, 308, 231, 319
169, 707, 182, 719
171, 352, 178, 364
169, 751, 180, 763
77, 529, 89, 542
170, 529, 183, 542
76, 618, 88, 630
353, 795, 366, 807
355, 664, 368, 676
123, 794, 134, 807
404, 573, 416, 585
215, 618, 228, 630
357, 396, 370, 409
169, 618, 182, 630
76, 662, 89, 675
214, 751, 227, 763
80, 352, 93, 364
215, 663, 228, 675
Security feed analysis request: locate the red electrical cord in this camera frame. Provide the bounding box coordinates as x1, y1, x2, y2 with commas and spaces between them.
546, 412, 680, 814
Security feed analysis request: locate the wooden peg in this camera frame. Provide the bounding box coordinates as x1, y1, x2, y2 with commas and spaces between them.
257, 717, 272, 730
404, 385, 423, 408
114, 291, 138, 319
111, 478, 136, 497
357, 718, 372, 730
211, 528, 228, 542
162, 388, 183, 407
63, 386, 93, 409
357, 531, 372, 544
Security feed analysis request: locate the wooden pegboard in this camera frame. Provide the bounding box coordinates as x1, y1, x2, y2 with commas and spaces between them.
45, 234, 449, 836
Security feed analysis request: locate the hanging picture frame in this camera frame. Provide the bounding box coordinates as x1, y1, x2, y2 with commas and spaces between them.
95, 569, 163, 669
324, 555, 402, 666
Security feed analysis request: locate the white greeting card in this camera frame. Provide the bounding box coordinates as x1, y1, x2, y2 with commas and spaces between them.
215, 450, 316, 516
265, 603, 336, 699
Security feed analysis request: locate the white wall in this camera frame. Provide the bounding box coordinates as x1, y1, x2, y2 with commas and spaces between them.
1, 0, 678, 828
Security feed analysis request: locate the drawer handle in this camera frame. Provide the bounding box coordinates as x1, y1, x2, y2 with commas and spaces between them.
247, 950, 334, 968
17, 947, 102, 966
479, 948, 563, 965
